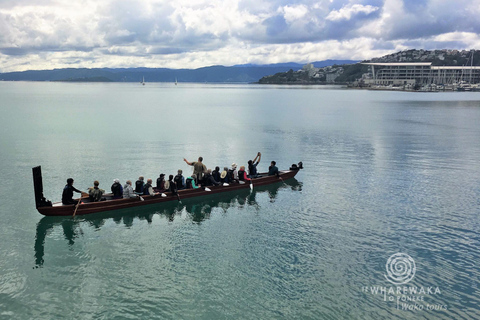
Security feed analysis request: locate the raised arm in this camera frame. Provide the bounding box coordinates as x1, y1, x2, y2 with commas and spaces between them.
254, 152, 261, 164
184, 158, 193, 166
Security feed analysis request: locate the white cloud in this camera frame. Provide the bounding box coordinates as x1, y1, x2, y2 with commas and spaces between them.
281, 5, 309, 24
326, 4, 379, 22
0, 0, 479, 72
433, 32, 479, 43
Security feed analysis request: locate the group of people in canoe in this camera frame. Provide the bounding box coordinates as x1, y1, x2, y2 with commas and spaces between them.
62, 152, 281, 205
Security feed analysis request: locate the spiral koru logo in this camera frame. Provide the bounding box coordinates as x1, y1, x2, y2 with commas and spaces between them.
384, 253, 416, 285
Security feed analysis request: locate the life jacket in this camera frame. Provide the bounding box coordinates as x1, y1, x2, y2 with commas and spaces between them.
174, 174, 184, 188
135, 180, 144, 193
143, 183, 152, 195
238, 170, 245, 181
185, 177, 194, 189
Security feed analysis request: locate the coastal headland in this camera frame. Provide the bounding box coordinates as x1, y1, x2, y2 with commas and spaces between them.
258, 49, 480, 92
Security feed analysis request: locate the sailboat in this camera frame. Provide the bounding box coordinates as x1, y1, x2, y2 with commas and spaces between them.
141, 76, 145, 86
175, 77, 178, 86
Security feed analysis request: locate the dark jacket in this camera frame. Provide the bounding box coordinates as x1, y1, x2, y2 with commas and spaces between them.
174, 174, 185, 189
204, 173, 220, 186
135, 180, 144, 194
143, 183, 153, 195
268, 166, 279, 176
111, 182, 123, 199
248, 162, 258, 177
168, 179, 177, 194
62, 184, 82, 205
212, 170, 221, 183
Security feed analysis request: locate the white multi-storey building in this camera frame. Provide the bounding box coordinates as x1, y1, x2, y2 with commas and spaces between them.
362, 62, 480, 86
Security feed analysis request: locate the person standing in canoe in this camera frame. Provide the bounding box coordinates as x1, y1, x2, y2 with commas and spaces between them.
183, 157, 207, 184
62, 178, 85, 205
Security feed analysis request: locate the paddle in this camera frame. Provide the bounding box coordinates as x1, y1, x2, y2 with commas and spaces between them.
250, 178, 253, 191
72, 196, 82, 218
172, 187, 181, 204
278, 175, 289, 188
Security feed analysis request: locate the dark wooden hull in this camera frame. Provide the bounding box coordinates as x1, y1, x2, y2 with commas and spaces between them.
37, 170, 300, 216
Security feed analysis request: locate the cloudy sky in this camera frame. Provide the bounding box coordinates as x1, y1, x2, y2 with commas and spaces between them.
0, 0, 479, 72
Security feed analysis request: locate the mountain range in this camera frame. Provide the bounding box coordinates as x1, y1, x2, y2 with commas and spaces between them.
0, 60, 358, 83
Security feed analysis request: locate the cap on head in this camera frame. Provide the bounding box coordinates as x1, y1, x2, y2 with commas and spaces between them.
231, 163, 237, 169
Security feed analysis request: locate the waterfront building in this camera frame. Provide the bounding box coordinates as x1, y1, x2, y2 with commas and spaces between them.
362, 62, 480, 86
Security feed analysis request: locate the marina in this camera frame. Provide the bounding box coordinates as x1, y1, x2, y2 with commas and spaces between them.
358, 51, 480, 92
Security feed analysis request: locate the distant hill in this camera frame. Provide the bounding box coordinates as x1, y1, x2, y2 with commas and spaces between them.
0, 60, 358, 83
234, 60, 358, 69
366, 49, 480, 66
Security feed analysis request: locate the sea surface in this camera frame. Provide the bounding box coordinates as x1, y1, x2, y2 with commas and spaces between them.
0, 81, 480, 319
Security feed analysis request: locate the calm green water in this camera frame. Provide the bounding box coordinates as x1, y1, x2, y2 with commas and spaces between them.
1, 82, 480, 319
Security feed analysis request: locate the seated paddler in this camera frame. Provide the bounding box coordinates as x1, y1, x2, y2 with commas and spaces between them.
88, 180, 105, 202
62, 178, 85, 205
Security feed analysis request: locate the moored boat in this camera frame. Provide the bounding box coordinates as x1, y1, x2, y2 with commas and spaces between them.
33, 163, 303, 217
